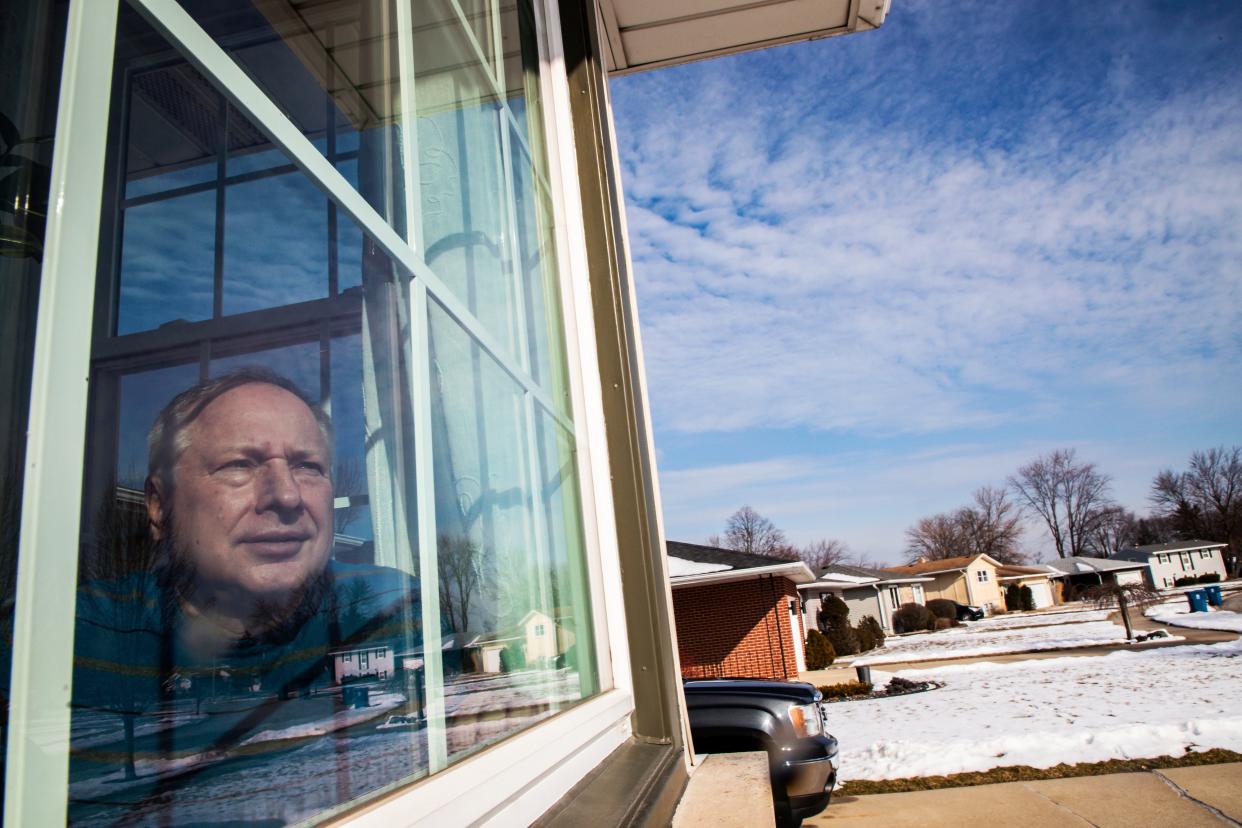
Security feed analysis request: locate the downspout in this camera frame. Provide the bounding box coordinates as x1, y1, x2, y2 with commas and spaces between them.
872, 584, 888, 631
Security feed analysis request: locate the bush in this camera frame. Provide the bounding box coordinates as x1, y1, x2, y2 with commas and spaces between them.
1019, 585, 1035, 611
818, 595, 850, 628
818, 681, 873, 700
859, 615, 886, 650
1004, 584, 1022, 611
1174, 576, 1198, 587
926, 599, 958, 625
1198, 573, 1222, 584
825, 619, 860, 656
855, 620, 875, 652
805, 630, 836, 669
500, 642, 526, 672
933, 617, 952, 630
893, 602, 931, 634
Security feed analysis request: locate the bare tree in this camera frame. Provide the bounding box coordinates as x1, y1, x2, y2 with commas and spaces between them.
1151, 446, 1242, 575
1084, 505, 1138, 558
797, 538, 851, 570
721, 506, 789, 556
438, 533, 484, 634
958, 486, 1025, 563
1008, 449, 1113, 558
1083, 581, 1161, 642
904, 513, 965, 562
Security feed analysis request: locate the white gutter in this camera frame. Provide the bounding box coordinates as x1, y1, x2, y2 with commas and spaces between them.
669, 561, 816, 589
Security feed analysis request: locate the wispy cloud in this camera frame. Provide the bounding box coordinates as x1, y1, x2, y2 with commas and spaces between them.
611, 0, 1242, 558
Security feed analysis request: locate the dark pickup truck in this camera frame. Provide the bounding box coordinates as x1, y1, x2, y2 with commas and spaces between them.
683, 678, 838, 828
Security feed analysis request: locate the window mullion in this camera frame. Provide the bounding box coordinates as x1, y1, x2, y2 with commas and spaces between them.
4, 0, 121, 824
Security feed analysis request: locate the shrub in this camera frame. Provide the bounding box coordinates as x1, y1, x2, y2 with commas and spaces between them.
1004, 584, 1022, 611
825, 619, 860, 656
818, 681, 873, 700
893, 602, 931, 634
805, 630, 836, 669
860, 615, 886, 649
855, 620, 875, 652
933, 617, 952, 630
1174, 576, 1198, 587
818, 595, 850, 629
926, 599, 958, 625
1198, 573, 1222, 584
500, 642, 526, 672
1019, 585, 1035, 611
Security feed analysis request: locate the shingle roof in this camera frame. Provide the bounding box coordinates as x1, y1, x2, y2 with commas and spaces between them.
1118, 539, 1226, 555
1043, 556, 1149, 575
818, 563, 890, 580
881, 555, 987, 576
665, 540, 797, 571
996, 564, 1051, 578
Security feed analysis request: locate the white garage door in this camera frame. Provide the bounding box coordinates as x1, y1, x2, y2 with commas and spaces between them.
1116, 570, 1145, 586
1029, 581, 1054, 609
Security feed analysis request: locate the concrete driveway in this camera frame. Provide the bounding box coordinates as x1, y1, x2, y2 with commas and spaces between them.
808, 763, 1242, 827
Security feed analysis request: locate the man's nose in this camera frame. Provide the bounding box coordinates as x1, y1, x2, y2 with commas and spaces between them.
257, 460, 303, 513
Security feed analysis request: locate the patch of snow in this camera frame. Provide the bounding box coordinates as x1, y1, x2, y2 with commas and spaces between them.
830, 640, 1242, 782
1146, 604, 1242, 633
816, 573, 877, 585
962, 608, 1114, 631
668, 557, 732, 577
855, 619, 1134, 665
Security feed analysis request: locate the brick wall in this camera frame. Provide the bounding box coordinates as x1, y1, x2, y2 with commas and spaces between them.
672, 576, 804, 681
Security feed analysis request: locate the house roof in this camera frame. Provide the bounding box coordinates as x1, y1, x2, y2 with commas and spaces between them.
996, 565, 1053, 580
881, 554, 1002, 577
666, 541, 815, 587
797, 562, 933, 591
1116, 540, 1226, 557
1042, 556, 1150, 576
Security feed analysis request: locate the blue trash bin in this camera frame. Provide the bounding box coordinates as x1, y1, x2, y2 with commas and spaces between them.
1186, 589, 1209, 613
1204, 585, 1223, 607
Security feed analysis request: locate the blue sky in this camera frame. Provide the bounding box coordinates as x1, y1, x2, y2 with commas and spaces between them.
608, 0, 1242, 564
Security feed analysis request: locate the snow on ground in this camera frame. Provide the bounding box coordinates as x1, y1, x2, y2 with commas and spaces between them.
1146, 603, 1242, 633
853, 619, 1140, 666
829, 639, 1242, 782
960, 607, 1113, 631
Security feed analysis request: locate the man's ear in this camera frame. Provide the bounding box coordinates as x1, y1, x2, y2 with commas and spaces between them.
146, 476, 166, 541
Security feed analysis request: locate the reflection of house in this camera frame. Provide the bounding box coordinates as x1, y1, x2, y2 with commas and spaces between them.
995, 565, 1058, 609
1043, 556, 1150, 598
331, 645, 394, 684
1113, 540, 1228, 588
520, 609, 575, 662
667, 541, 814, 681
798, 564, 933, 634
881, 554, 1006, 614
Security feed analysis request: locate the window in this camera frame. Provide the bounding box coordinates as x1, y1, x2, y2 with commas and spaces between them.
888, 587, 900, 609
535, 623, 546, 637
6, 0, 613, 823
912, 584, 925, 605
976, 570, 989, 582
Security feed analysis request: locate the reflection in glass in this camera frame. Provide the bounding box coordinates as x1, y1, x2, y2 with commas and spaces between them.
118, 192, 216, 334
428, 299, 592, 761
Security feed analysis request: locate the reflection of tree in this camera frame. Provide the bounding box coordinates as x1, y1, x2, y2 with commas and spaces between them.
0, 112, 51, 261
437, 533, 483, 634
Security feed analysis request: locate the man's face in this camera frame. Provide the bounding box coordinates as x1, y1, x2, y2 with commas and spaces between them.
152, 383, 333, 609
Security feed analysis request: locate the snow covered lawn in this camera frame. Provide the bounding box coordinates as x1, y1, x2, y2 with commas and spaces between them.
1146, 603, 1242, 633
958, 606, 1113, 631
853, 617, 1138, 666
829, 640, 1242, 782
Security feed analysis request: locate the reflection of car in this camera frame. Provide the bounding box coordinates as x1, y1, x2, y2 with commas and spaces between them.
683, 678, 838, 828
954, 602, 985, 621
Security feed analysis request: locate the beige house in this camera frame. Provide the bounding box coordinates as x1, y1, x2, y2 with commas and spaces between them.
882, 554, 1006, 614
995, 565, 1058, 609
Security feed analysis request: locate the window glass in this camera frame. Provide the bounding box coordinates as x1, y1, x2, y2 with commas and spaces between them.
0, 0, 69, 811
61, 0, 596, 823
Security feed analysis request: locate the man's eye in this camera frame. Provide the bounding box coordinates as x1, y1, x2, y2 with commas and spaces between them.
220, 459, 255, 471
296, 462, 327, 475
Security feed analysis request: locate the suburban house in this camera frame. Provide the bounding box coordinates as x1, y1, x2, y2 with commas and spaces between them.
1043, 556, 1151, 599
331, 645, 396, 685
1113, 540, 1229, 588
3, 0, 891, 823
667, 542, 815, 681
995, 565, 1059, 609
881, 554, 1006, 614
798, 563, 933, 634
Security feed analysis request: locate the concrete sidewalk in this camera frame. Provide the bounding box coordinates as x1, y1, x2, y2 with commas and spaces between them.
807, 763, 1242, 827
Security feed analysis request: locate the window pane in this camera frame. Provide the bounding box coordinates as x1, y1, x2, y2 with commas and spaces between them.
118, 191, 216, 334
0, 0, 69, 811
428, 299, 595, 761
177, 0, 408, 233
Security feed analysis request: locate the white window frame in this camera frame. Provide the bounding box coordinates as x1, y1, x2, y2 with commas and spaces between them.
911, 584, 925, 605
976, 569, 989, 582
5, 0, 637, 823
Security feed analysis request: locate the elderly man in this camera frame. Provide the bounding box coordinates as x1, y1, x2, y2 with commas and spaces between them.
69, 369, 424, 810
